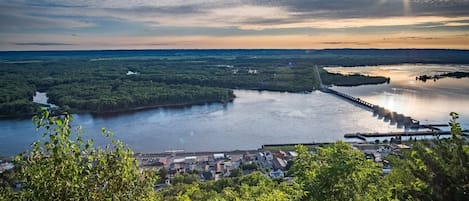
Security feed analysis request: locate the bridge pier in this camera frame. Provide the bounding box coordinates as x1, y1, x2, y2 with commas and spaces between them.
323, 87, 419, 129
313, 66, 419, 129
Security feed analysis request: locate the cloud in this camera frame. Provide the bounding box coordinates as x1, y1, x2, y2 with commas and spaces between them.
0, 3, 95, 30
239, 16, 469, 30
264, 0, 469, 18
2, 0, 469, 31
0, 13, 94, 30
12, 42, 75, 46
126, 42, 194, 46
443, 19, 469, 26
1, 0, 469, 50
3, 1, 467, 24
394, 36, 437, 40
321, 42, 369, 45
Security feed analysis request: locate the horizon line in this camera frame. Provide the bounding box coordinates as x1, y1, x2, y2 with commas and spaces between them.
2, 48, 469, 52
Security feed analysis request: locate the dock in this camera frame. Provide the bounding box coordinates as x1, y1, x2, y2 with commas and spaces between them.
344, 130, 469, 140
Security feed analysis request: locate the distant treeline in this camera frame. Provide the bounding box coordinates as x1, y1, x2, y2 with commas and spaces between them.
2, 49, 469, 65
321, 72, 389, 86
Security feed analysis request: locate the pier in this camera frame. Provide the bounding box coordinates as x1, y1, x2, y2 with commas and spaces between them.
344, 130, 469, 141
313, 66, 420, 128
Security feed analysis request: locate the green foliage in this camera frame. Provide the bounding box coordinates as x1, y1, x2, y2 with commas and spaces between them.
4, 110, 158, 200
47, 81, 234, 113
320, 70, 388, 86
172, 173, 200, 185
0, 100, 41, 117
0, 168, 16, 189
0, 75, 40, 116
0, 56, 387, 116
159, 172, 304, 201
229, 168, 243, 178
240, 162, 259, 171
292, 142, 391, 201
0, 187, 12, 201
386, 112, 469, 201
157, 168, 169, 184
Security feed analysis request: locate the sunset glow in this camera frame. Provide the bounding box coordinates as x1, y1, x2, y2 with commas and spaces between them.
1, 0, 469, 50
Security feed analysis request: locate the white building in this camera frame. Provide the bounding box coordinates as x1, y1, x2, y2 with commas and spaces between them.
264, 151, 274, 161
213, 153, 225, 160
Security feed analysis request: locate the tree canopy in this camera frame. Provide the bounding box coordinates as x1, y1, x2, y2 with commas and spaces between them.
2, 110, 158, 200
385, 112, 469, 201
292, 142, 389, 201
0, 56, 388, 117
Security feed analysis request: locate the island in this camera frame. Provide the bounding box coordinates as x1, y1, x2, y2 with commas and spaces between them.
6, 49, 460, 117
416, 71, 469, 82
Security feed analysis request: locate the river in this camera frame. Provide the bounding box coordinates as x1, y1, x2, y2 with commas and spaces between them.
326, 64, 469, 128
0, 64, 468, 156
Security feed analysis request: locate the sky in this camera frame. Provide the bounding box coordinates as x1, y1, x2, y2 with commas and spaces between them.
1, 0, 469, 50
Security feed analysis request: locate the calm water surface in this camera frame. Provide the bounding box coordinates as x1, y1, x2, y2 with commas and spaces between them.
326, 64, 469, 128
1, 64, 468, 156
1, 90, 400, 156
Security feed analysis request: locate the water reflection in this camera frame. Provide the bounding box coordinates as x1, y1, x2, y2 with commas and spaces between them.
2, 64, 467, 156
1, 90, 402, 156
326, 64, 469, 129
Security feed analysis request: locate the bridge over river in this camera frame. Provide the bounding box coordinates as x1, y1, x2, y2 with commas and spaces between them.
313, 66, 420, 129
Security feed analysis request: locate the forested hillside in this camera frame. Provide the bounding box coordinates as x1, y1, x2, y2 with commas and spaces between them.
0, 53, 389, 117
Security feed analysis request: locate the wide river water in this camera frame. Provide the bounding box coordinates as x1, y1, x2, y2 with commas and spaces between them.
1, 64, 468, 156
326, 64, 469, 127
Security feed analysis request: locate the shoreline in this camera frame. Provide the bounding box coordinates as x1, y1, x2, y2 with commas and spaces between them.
0, 80, 387, 119
132, 141, 401, 158
0, 97, 236, 119
86, 97, 236, 115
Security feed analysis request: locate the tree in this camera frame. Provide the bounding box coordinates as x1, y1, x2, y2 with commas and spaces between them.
229, 168, 242, 178
240, 162, 259, 171
0, 187, 12, 201
158, 172, 304, 201
292, 142, 391, 201
386, 112, 469, 201
172, 173, 200, 185
4, 110, 158, 201
157, 168, 169, 184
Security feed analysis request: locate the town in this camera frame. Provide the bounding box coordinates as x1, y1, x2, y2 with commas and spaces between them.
133, 140, 413, 188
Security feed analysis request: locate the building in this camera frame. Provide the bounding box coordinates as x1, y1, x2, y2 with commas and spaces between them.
0, 162, 14, 174
269, 169, 284, 179
213, 153, 225, 160
256, 152, 265, 161
272, 157, 287, 170
264, 151, 274, 161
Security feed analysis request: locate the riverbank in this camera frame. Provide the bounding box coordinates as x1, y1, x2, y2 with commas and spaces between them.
86, 97, 235, 115
1, 52, 404, 118
0, 96, 236, 119
0, 67, 388, 119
